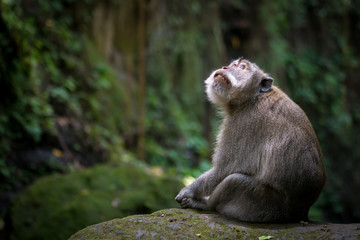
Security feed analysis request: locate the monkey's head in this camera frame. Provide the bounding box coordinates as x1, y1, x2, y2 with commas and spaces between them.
205, 58, 274, 106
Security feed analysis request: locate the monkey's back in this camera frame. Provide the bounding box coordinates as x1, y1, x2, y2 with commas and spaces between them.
260, 87, 324, 182
213, 86, 326, 219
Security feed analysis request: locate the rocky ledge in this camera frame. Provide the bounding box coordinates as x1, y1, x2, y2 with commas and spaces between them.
69, 208, 360, 239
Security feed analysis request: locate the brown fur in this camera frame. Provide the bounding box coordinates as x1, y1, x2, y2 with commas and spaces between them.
175, 58, 326, 223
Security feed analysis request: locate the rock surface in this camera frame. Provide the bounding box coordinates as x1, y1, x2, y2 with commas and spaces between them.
69, 208, 360, 240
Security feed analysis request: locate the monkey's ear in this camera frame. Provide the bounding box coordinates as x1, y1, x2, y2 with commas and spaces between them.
260, 76, 274, 93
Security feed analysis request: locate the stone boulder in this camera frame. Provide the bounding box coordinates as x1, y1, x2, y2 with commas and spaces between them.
69, 208, 360, 239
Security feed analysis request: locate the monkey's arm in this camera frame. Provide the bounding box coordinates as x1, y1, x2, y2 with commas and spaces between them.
175, 167, 224, 208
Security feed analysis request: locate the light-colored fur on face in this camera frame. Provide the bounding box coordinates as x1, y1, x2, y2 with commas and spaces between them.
205, 70, 241, 105
205, 59, 269, 107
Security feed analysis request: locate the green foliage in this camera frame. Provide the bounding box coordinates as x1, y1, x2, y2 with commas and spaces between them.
10, 160, 184, 240
0, 0, 126, 191
1, 0, 219, 191
143, 0, 223, 174
258, 236, 274, 240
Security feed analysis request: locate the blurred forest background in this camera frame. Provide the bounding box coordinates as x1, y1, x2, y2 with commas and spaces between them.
1, 0, 360, 239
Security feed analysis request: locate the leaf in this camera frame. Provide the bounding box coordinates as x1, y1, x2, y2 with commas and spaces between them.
258, 236, 274, 240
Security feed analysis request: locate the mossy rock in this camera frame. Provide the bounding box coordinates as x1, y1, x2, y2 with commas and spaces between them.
10, 161, 184, 240
69, 208, 360, 240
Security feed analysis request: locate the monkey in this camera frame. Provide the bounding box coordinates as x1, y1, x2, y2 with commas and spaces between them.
175, 58, 326, 223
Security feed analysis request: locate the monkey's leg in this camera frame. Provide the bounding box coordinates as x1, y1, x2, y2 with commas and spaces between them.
207, 173, 285, 222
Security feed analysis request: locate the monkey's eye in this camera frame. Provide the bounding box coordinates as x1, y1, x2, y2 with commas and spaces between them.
238, 63, 247, 70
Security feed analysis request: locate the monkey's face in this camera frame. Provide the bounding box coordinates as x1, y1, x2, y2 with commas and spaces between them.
205, 58, 273, 106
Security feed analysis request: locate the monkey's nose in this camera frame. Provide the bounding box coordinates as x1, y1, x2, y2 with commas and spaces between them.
222, 66, 228, 69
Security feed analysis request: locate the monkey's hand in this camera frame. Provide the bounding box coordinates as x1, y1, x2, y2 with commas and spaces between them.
175, 187, 209, 210
175, 186, 194, 204
178, 197, 194, 208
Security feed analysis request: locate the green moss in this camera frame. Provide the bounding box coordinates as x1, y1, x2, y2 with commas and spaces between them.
11, 160, 184, 240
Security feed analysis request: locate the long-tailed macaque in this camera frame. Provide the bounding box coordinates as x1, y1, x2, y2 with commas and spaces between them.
175, 58, 326, 223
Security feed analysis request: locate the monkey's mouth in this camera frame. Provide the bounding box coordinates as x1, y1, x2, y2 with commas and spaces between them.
214, 72, 231, 86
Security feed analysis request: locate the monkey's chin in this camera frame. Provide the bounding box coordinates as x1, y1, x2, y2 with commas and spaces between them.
213, 84, 230, 97
206, 84, 229, 106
